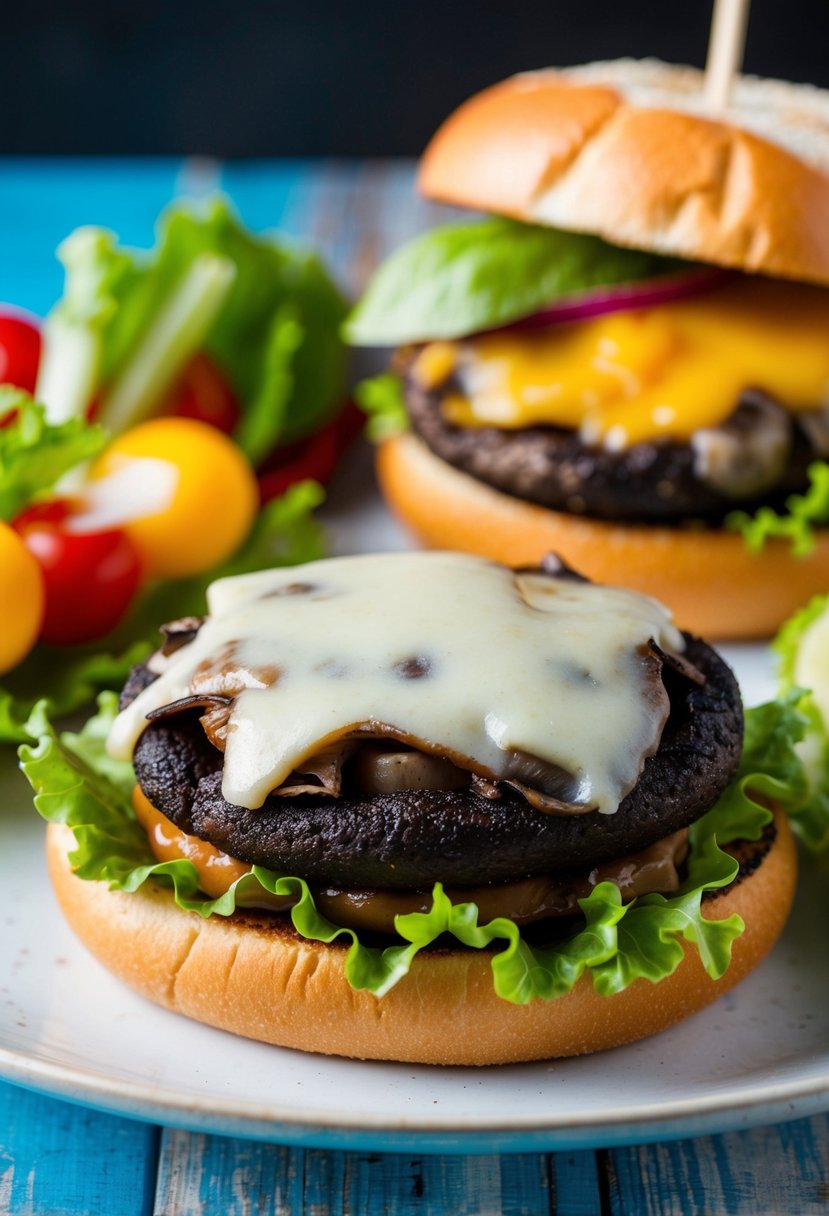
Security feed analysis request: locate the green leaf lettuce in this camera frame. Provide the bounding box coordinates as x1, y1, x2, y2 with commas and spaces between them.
726, 462, 829, 558
0, 394, 107, 522
344, 217, 681, 346
38, 198, 347, 462
355, 373, 409, 442
19, 695, 814, 1004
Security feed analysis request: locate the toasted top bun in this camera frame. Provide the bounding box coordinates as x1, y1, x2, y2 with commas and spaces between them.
47, 807, 796, 1065
419, 60, 829, 287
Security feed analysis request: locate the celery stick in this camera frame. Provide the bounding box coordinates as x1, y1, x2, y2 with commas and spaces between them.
96, 253, 235, 435
35, 227, 125, 425
36, 313, 101, 424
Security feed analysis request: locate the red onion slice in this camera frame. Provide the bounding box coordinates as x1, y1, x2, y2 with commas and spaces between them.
492, 267, 734, 335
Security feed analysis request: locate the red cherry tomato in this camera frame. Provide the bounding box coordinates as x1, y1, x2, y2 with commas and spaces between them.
0, 313, 41, 396
13, 500, 143, 646
257, 400, 361, 502
167, 353, 240, 434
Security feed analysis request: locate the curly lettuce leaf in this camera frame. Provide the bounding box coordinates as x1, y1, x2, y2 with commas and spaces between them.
775, 594, 829, 692
0, 393, 107, 521
726, 462, 829, 558
714, 695, 821, 856
0, 643, 150, 747
0, 482, 325, 745
344, 217, 681, 346
21, 694, 809, 1004
770, 603, 829, 853
355, 373, 409, 442
37, 198, 347, 460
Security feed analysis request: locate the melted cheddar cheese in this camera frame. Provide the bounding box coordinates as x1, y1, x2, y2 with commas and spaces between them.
413, 278, 829, 448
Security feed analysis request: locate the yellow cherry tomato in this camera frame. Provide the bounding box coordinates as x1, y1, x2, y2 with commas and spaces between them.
91, 418, 258, 579
0, 521, 45, 674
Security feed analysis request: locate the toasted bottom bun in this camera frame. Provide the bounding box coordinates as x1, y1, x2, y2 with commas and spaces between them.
377, 433, 829, 640
46, 809, 796, 1066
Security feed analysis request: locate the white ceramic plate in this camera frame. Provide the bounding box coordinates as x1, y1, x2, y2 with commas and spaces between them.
2, 446, 828, 1153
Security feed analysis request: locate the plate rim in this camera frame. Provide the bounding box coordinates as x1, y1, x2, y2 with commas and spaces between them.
2, 1039, 828, 1144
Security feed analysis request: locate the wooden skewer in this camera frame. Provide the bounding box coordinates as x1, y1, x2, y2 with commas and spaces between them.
704, 0, 751, 111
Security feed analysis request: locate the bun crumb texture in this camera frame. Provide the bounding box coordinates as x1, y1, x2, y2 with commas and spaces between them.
419, 60, 829, 287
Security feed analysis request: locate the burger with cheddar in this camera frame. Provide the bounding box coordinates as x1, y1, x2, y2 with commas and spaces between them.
23, 551, 821, 1065
347, 61, 829, 638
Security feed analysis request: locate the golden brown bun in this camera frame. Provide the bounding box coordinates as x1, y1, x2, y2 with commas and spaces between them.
377, 433, 829, 641
419, 60, 829, 287
46, 808, 796, 1066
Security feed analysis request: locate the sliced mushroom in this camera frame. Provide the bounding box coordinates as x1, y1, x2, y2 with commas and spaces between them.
160, 616, 205, 655
344, 722, 594, 810
471, 773, 501, 800
200, 701, 234, 751
275, 740, 359, 798
691, 393, 792, 499
146, 694, 233, 723
648, 638, 706, 687
501, 749, 593, 814
353, 743, 470, 794
146, 617, 206, 673
191, 642, 281, 697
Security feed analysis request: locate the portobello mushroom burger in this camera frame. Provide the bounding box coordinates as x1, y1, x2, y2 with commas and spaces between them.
38, 551, 797, 1064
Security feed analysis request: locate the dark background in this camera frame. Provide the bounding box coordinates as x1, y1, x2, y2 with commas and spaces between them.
3, 0, 824, 156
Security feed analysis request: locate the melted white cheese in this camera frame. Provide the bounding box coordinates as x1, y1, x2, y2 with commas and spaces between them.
108, 552, 685, 815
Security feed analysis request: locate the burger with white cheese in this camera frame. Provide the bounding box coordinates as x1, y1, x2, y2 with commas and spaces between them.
25, 551, 803, 1064
347, 61, 829, 638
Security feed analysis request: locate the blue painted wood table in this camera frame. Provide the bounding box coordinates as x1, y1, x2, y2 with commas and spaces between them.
0, 159, 828, 1214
